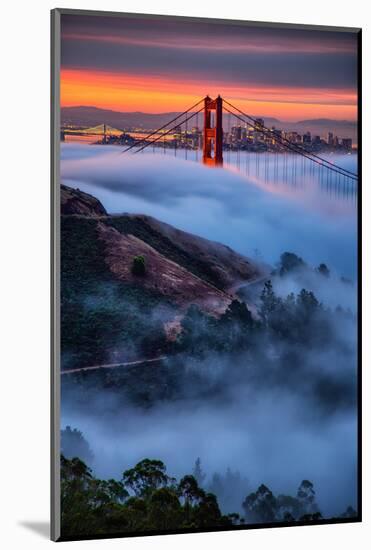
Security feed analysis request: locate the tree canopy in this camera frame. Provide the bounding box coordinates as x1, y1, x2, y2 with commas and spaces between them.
61, 454, 356, 537
61, 456, 233, 537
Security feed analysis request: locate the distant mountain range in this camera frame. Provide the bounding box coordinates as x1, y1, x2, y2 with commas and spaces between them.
61, 106, 357, 141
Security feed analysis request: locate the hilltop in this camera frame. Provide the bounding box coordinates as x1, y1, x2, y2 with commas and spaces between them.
61, 185, 265, 370
61, 184, 107, 216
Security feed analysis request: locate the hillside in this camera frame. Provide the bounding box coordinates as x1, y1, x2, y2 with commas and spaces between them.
60, 185, 264, 370
97, 222, 231, 314
61, 185, 262, 299
61, 184, 107, 216
61, 106, 356, 141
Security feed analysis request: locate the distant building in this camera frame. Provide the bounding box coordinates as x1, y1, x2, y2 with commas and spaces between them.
327, 132, 334, 146
231, 125, 242, 141
342, 138, 352, 150
255, 118, 264, 130
286, 131, 300, 143
272, 127, 282, 139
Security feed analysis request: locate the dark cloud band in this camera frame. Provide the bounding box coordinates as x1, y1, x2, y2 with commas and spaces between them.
61, 14, 357, 92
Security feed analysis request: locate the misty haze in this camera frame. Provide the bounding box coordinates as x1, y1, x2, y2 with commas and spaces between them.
60, 143, 358, 526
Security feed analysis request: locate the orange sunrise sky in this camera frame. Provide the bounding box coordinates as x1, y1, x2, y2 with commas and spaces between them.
61, 14, 358, 122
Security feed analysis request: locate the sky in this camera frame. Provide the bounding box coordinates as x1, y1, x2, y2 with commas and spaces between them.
60, 13, 358, 121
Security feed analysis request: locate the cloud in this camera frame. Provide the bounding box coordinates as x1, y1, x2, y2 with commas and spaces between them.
61, 14, 357, 90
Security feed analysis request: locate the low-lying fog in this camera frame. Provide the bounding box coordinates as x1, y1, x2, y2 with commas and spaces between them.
61, 144, 357, 279
62, 382, 357, 517
61, 143, 358, 519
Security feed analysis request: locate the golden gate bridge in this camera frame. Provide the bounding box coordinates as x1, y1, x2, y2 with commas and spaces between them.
118, 95, 358, 192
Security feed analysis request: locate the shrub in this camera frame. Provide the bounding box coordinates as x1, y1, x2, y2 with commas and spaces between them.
132, 255, 146, 276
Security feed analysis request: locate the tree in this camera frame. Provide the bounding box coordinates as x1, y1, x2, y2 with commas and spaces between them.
297, 290, 319, 314
61, 426, 94, 465
178, 475, 204, 505
61, 454, 92, 484
317, 263, 330, 278
209, 468, 249, 515
217, 300, 255, 352
209, 473, 223, 498
276, 494, 303, 520
60, 455, 234, 536
243, 484, 278, 523
61, 455, 337, 536
341, 506, 357, 518
279, 252, 306, 276
196, 492, 227, 528
297, 480, 319, 515
243, 481, 323, 525
260, 281, 280, 325
122, 459, 175, 497
221, 300, 254, 327
228, 512, 245, 525
177, 305, 215, 356
140, 324, 167, 357
60, 455, 96, 536
147, 487, 182, 530
192, 458, 206, 487
131, 255, 146, 276
60, 455, 129, 537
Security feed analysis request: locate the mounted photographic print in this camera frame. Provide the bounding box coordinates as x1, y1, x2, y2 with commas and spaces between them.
51, 9, 361, 542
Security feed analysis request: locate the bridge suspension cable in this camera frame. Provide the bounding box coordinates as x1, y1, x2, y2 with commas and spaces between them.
224, 105, 357, 182
120, 98, 205, 154
223, 99, 358, 182
224, 105, 357, 181
132, 106, 204, 154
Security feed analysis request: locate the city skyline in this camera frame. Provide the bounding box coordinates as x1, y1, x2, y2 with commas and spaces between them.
61, 14, 358, 122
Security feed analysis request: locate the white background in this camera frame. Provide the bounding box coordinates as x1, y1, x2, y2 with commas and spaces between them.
0, 0, 369, 548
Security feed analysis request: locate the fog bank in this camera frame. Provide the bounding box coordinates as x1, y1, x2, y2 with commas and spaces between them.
61, 144, 357, 279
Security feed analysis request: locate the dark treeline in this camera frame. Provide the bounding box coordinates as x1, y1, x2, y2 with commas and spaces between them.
174, 250, 355, 359
61, 454, 356, 538
159, 271, 356, 413
62, 262, 356, 413
61, 455, 233, 537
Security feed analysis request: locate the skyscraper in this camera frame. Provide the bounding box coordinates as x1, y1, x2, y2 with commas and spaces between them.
342, 138, 352, 150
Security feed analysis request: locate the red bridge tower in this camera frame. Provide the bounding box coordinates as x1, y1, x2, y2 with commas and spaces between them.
202, 95, 223, 167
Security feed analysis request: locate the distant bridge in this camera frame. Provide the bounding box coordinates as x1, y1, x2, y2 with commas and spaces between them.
61, 123, 123, 140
